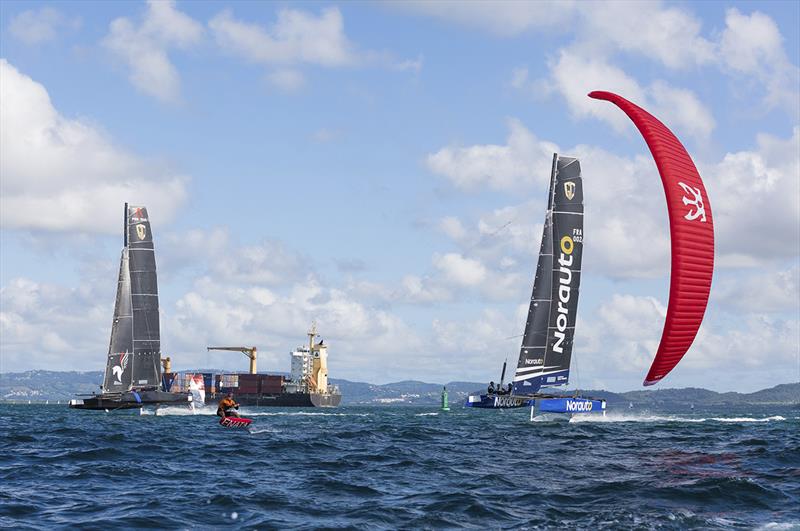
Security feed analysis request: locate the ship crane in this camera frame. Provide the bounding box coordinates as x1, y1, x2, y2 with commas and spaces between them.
207, 346, 258, 374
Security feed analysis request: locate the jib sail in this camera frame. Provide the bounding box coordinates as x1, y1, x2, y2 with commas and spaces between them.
513, 154, 584, 394
102, 204, 162, 392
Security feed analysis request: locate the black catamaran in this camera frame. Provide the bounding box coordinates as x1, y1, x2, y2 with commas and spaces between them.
69, 204, 192, 411
467, 154, 604, 415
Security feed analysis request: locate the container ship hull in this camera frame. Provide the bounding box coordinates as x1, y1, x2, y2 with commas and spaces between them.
164, 372, 342, 408
206, 391, 342, 408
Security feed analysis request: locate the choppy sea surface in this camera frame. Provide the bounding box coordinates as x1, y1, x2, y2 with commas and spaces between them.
1, 403, 798, 529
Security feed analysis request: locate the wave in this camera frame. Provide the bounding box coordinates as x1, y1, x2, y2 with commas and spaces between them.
415, 412, 439, 417
568, 413, 787, 424
755, 522, 800, 530
247, 428, 280, 435
151, 406, 215, 416
245, 411, 372, 417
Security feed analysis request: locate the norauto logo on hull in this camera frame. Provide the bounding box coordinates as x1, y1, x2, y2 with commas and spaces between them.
566, 399, 592, 412
553, 235, 574, 354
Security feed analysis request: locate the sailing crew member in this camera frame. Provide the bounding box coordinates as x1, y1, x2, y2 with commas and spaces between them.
507, 383, 513, 395
217, 393, 240, 419
488, 381, 495, 395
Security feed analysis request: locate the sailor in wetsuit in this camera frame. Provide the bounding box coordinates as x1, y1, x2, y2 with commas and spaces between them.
217, 393, 240, 419
487, 381, 495, 395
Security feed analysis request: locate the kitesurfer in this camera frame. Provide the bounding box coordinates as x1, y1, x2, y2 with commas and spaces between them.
217, 393, 240, 419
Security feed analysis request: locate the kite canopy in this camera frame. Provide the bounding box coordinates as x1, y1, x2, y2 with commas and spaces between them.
588, 91, 715, 386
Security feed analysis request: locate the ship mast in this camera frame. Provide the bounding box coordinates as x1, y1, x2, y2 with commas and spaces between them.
307, 321, 318, 351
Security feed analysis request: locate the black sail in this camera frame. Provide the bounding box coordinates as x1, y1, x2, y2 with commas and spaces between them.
513, 155, 557, 394
102, 205, 161, 392
513, 155, 583, 393
542, 156, 583, 387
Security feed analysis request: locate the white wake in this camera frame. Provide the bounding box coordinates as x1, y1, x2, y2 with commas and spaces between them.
567, 413, 786, 424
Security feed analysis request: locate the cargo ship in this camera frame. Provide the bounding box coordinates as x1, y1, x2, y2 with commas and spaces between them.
162, 324, 342, 407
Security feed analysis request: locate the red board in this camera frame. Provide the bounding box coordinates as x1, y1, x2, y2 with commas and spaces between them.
588, 91, 714, 386
219, 417, 252, 429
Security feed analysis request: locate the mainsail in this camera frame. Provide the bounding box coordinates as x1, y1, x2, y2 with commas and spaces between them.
513, 154, 583, 394
102, 204, 162, 392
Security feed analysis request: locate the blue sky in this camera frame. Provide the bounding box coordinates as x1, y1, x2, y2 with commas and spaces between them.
1, 1, 798, 392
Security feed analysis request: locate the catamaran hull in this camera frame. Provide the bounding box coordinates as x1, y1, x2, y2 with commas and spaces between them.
536, 397, 606, 414
466, 394, 534, 409
68, 390, 193, 411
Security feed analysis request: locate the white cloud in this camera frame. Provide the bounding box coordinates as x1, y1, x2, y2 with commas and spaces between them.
439, 216, 467, 241
392, 55, 424, 74
579, 293, 799, 390
580, 294, 666, 373
209, 7, 421, 81
719, 8, 800, 114
716, 266, 800, 314
210, 240, 310, 286
545, 51, 715, 140
0, 278, 110, 372
0, 60, 188, 234
426, 118, 558, 191
427, 118, 799, 277
433, 253, 487, 286
411, 2, 797, 116
209, 7, 357, 67
430, 306, 530, 382
103, 0, 203, 102
427, 120, 672, 278
576, 1, 715, 70
509, 66, 529, 90
704, 127, 800, 265
166, 276, 423, 381
8, 7, 81, 45
266, 69, 306, 92
440, 202, 542, 269
400, 1, 715, 70
393, 1, 574, 37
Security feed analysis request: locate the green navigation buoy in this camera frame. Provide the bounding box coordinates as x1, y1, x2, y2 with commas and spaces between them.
441, 386, 450, 411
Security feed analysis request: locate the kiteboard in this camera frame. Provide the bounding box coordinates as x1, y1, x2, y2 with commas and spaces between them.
219, 417, 252, 429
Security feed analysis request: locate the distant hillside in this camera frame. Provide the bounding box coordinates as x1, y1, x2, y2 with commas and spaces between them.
1, 370, 797, 407
0, 370, 103, 402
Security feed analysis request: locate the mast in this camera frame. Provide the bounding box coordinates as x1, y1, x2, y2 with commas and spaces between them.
308, 321, 318, 351
123, 202, 128, 247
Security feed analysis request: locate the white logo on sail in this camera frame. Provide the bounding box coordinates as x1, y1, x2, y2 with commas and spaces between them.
112, 352, 129, 384
677, 182, 706, 222
564, 182, 575, 200
136, 224, 147, 240
552, 235, 574, 354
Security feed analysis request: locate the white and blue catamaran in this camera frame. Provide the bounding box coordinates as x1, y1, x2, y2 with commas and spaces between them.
466, 154, 605, 416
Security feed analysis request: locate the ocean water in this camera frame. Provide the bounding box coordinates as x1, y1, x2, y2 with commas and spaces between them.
1, 403, 798, 529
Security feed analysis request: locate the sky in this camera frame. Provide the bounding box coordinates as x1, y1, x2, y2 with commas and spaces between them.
0, 0, 798, 393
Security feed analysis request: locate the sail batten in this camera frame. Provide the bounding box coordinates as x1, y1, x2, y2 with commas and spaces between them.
513, 154, 584, 394
102, 204, 162, 393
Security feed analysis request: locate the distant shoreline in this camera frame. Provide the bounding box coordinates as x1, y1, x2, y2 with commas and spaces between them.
1, 370, 797, 407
